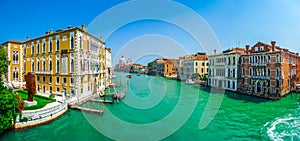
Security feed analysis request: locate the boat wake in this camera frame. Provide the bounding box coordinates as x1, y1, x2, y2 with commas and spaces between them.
261, 108, 300, 141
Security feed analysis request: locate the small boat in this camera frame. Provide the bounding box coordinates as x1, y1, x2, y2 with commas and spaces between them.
126, 74, 132, 78
185, 79, 195, 85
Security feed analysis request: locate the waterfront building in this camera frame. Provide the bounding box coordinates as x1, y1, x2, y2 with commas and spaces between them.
1, 40, 25, 88
181, 53, 208, 81
152, 58, 177, 77
238, 41, 300, 99
177, 55, 194, 81
115, 56, 132, 72
208, 48, 245, 91
105, 48, 113, 88
2, 25, 111, 101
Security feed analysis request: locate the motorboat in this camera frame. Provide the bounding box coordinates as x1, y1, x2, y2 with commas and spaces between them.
185, 79, 195, 85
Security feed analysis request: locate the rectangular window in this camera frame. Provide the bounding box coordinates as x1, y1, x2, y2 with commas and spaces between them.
56, 55, 60, 73
49, 86, 52, 93
260, 46, 264, 51
62, 57, 67, 74
56, 77, 60, 84
49, 77, 52, 84
233, 69, 235, 77
233, 57, 236, 65
63, 77, 67, 84
43, 76, 45, 83
56, 87, 60, 92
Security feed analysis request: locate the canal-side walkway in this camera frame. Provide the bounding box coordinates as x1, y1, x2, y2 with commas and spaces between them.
14, 96, 68, 129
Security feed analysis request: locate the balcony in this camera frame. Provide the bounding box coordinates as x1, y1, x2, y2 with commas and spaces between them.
251, 63, 267, 67
249, 75, 270, 79
35, 71, 53, 75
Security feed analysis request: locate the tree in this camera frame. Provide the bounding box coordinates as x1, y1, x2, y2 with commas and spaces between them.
0, 89, 18, 133
0, 45, 9, 91
191, 73, 200, 80
148, 62, 153, 67
200, 73, 208, 81
0, 45, 19, 134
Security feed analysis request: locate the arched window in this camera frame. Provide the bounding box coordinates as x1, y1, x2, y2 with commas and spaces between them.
79, 36, 82, 49
49, 59, 52, 72
70, 34, 74, 49
56, 36, 60, 51
43, 42, 45, 53
37, 60, 40, 71
70, 54, 74, 73
31, 59, 34, 72
37, 43, 40, 54
13, 67, 18, 81
31, 43, 34, 54
276, 68, 280, 77
43, 59, 46, 71
13, 51, 18, 64
268, 69, 271, 76
276, 54, 280, 63
49, 37, 53, 52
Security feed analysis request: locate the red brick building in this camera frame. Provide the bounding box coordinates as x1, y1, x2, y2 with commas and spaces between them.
238, 41, 300, 99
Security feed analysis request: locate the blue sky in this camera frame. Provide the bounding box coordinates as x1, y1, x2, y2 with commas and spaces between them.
1, 0, 300, 65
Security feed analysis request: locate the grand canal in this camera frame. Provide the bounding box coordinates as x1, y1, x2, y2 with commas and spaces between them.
1, 73, 300, 141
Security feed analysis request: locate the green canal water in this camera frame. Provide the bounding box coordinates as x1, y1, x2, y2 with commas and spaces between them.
1, 72, 300, 141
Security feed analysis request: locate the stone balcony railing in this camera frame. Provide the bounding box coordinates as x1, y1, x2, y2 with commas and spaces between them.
251, 63, 267, 67
35, 71, 53, 75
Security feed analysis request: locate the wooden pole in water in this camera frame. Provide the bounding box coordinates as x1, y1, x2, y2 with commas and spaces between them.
90, 101, 94, 113
100, 102, 103, 114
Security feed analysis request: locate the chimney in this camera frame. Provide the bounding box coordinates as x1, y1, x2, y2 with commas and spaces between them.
245, 45, 250, 54
296, 53, 299, 56
271, 41, 276, 52
214, 49, 216, 55
45, 31, 49, 35
68, 25, 72, 29
100, 36, 103, 42
81, 24, 86, 31
26, 36, 30, 41
49, 29, 53, 34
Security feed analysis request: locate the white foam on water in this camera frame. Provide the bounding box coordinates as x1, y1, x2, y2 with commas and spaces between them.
262, 110, 300, 141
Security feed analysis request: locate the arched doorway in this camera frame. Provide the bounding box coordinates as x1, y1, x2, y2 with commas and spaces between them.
257, 82, 261, 93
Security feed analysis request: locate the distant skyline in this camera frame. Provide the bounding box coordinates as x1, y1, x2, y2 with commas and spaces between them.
1, 0, 300, 65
